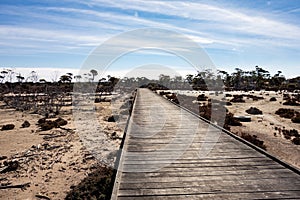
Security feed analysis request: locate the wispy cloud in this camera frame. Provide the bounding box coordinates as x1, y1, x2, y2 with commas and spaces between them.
79, 0, 300, 45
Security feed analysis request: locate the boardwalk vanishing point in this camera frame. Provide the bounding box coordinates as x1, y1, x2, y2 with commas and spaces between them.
111, 88, 300, 199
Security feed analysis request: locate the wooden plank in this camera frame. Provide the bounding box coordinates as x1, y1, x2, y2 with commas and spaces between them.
117, 192, 300, 200
119, 178, 300, 190
118, 187, 300, 197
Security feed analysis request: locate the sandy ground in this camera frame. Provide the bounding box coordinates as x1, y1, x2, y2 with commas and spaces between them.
0, 96, 126, 200
225, 91, 300, 169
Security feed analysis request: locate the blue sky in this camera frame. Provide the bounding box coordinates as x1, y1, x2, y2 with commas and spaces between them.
0, 0, 300, 79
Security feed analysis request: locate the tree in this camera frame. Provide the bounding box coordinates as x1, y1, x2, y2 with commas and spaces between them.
16, 73, 25, 83
59, 74, 72, 83
186, 74, 194, 85
51, 71, 60, 82
74, 75, 82, 82
254, 66, 270, 89
90, 69, 98, 82
159, 74, 171, 87
0, 70, 8, 83
6, 69, 15, 83
26, 71, 38, 83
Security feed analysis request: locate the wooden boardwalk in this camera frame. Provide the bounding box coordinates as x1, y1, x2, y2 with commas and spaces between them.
112, 88, 300, 199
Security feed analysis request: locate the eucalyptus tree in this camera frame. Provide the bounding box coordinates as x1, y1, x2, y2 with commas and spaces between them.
90, 69, 98, 82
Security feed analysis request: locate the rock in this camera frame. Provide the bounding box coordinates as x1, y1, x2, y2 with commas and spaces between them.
1, 124, 15, 131
21, 120, 31, 128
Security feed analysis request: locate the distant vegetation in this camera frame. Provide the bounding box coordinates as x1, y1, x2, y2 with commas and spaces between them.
1, 66, 300, 93
186, 66, 300, 91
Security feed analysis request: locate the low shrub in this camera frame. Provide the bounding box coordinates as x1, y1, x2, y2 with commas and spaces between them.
226, 102, 232, 106
292, 115, 300, 123
240, 132, 266, 150
159, 91, 171, 96
38, 117, 68, 131
292, 137, 300, 145
65, 166, 114, 200
225, 112, 242, 127
107, 115, 119, 122
197, 94, 208, 101
283, 99, 300, 106
275, 108, 298, 119
55, 117, 68, 126
21, 120, 30, 128
1, 124, 15, 131
230, 95, 245, 103
282, 129, 300, 141
246, 107, 263, 115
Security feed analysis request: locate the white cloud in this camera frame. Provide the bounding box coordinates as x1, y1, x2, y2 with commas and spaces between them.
83, 0, 300, 43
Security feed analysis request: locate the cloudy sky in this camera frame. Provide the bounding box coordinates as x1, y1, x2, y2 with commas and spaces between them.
0, 0, 299, 80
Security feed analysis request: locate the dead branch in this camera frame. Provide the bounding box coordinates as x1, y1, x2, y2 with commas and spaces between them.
0, 182, 30, 190
35, 194, 51, 200
58, 126, 74, 132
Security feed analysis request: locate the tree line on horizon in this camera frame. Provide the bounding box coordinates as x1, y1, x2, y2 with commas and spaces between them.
0, 66, 299, 93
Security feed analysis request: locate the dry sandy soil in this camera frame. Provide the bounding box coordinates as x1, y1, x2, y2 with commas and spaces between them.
179, 90, 300, 169
0, 90, 299, 199
0, 95, 126, 200
225, 91, 300, 169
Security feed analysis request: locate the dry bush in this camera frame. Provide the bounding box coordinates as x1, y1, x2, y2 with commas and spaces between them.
275, 108, 298, 119
65, 166, 114, 200
244, 94, 264, 101
292, 115, 300, 123
283, 99, 300, 106
292, 137, 300, 145
197, 94, 208, 101
107, 115, 119, 122
240, 132, 266, 150
1, 124, 15, 131
246, 107, 263, 115
37, 117, 68, 131
21, 120, 30, 128
230, 95, 245, 103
